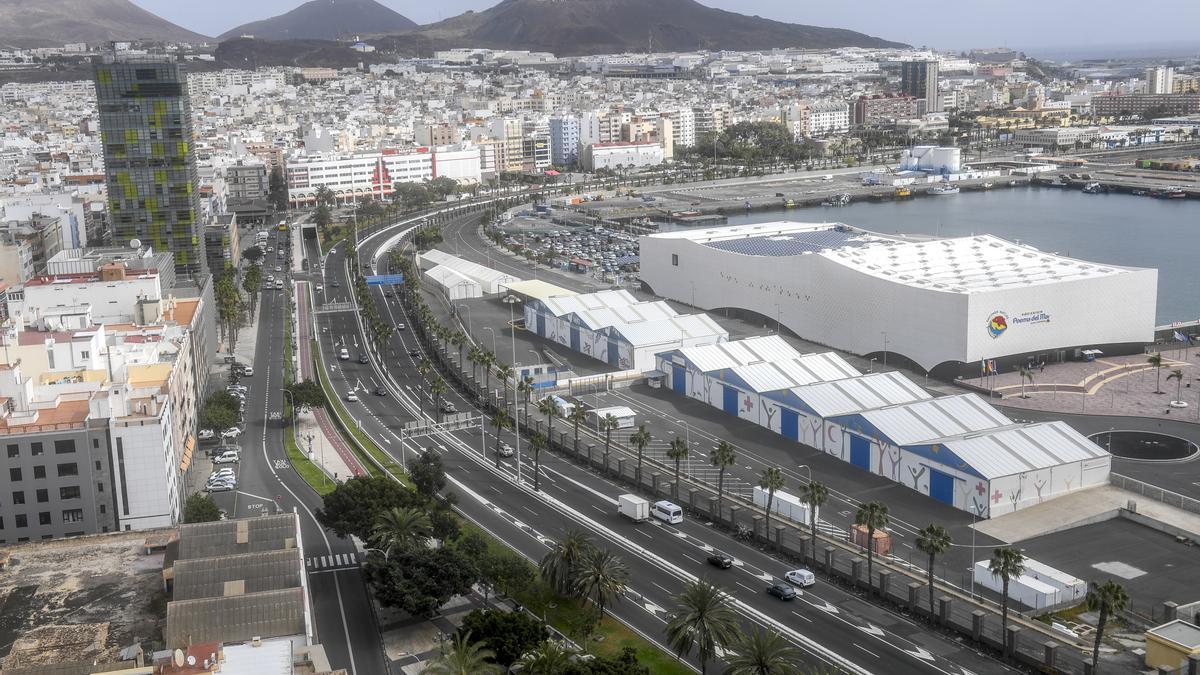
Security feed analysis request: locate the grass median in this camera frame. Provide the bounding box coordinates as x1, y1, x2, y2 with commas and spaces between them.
283, 409, 336, 497
311, 339, 404, 478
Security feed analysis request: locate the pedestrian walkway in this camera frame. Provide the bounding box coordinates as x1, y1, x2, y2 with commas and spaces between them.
293, 279, 366, 479
964, 351, 1198, 422
306, 552, 361, 573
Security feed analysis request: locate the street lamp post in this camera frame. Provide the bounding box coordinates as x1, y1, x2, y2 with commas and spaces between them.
868, 357, 877, 373
456, 303, 472, 336
881, 331, 889, 368
503, 295, 522, 484
483, 326, 498, 354
796, 464, 811, 485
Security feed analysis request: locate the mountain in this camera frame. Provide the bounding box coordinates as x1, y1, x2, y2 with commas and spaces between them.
214, 37, 398, 69
220, 0, 417, 41
408, 0, 906, 56
0, 0, 207, 48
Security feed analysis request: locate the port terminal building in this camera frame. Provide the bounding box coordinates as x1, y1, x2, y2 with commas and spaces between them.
655, 336, 1110, 518
639, 222, 1158, 377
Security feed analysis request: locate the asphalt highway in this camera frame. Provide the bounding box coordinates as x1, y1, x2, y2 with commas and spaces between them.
307, 211, 1015, 675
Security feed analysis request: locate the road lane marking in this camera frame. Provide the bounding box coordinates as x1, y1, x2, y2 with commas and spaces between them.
853, 644, 879, 659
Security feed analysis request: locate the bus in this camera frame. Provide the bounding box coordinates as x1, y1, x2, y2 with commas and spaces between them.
277, 219, 288, 232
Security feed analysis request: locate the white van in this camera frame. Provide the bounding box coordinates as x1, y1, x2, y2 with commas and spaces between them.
652, 500, 683, 525
338, 348, 350, 361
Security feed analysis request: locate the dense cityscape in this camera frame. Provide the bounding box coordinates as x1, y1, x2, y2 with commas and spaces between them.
0, 1, 1199, 674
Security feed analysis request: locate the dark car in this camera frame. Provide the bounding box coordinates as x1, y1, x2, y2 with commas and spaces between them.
439, 400, 457, 414
374, 385, 388, 396
706, 552, 734, 569
331, 280, 340, 288
358, 353, 369, 364
407, 348, 421, 357
767, 582, 797, 600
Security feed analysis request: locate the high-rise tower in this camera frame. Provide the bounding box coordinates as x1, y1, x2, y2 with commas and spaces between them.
901, 60, 941, 113
94, 57, 207, 279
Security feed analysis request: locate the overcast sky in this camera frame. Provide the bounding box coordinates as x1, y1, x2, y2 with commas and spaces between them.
132, 0, 1200, 54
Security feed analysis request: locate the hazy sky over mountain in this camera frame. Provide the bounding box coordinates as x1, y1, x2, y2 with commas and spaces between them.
133, 0, 1200, 55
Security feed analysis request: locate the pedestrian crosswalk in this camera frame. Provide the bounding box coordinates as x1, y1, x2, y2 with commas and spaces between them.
306, 553, 361, 571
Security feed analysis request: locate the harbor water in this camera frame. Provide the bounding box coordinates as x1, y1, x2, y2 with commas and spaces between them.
714, 187, 1198, 325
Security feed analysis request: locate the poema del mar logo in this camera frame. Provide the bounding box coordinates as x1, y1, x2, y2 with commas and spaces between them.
987, 312, 1008, 339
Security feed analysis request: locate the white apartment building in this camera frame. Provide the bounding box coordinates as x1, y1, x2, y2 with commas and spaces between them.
8, 266, 162, 327
286, 146, 481, 205
805, 100, 851, 136
1145, 66, 1175, 95
580, 141, 665, 171
661, 108, 697, 149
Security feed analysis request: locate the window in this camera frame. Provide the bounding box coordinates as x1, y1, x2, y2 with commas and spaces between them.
95, 460, 101, 470
9, 468, 20, 482
62, 509, 83, 524
672, 254, 679, 266
54, 440, 75, 455
60, 486, 81, 500
12, 491, 24, 505
97, 482, 104, 493
80, 351, 90, 360
15, 514, 27, 528
100, 504, 106, 514
56, 463, 78, 478
38, 512, 51, 526
93, 439, 99, 449
33, 465, 45, 479
36, 489, 48, 503
30, 442, 43, 457
6, 444, 16, 458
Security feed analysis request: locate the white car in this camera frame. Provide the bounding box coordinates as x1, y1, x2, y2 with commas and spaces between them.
784, 569, 816, 588
205, 481, 235, 493
316, 284, 323, 291
197, 429, 215, 441
220, 427, 243, 440
210, 468, 235, 478
498, 442, 514, 457
213, 451, 240, 464
345, 392, 359, 402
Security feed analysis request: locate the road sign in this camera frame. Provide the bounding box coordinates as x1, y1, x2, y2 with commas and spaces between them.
365, 274, 404, 286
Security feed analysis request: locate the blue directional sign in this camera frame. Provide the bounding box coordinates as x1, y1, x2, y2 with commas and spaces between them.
365, 274, 405, 286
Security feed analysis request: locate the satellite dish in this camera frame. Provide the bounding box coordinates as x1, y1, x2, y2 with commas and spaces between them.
173, 649, 185, 667
130, 239, 142, 249
186, 655, 197, 666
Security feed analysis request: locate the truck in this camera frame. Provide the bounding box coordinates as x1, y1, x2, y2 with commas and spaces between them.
617, 494, 650, 523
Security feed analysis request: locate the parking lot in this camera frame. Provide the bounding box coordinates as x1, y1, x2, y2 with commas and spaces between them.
494, 218, 641, 283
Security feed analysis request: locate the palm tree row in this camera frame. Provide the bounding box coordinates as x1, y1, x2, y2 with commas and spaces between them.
538, 529, 629, 624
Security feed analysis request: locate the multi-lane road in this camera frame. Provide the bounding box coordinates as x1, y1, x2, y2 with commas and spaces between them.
298, 208, 1014, 675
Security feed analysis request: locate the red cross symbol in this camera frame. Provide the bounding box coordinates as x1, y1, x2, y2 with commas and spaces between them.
976, 482, 986, 496
992, 489, 1004, 504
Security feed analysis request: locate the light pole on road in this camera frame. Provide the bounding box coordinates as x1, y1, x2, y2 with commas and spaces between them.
504, 295, 522, 484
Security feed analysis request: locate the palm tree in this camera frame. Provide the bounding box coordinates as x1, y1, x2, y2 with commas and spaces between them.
430, 377, 447, 421
423, 631, 501, 675
1148, 353, 1164, 393
514, 639, 577, 673
371, 506, 432, 555
724, 626, 807, 675
758, 467, 785, 545
666, 437, 689, 501
451, 331, 466, 371
601, 414, 617, 462
710, 440, 736, 522
490, 409, 512, 469
569, 403, 587, 450
988, 546, 1026, 655
664, 579, 742, 675
530, 432, 547, 491
467, 346, 481, 384
801, 481, 829, 565
1018, 366, 1034, 398
1086, 579, 1129, 673
540, 528, 594, 595
572, 547, 629, 623
537, 397, 559, 447
854, 500, 889, 594
1167, 368, 1185, 402
497, 363, 514, 415
630, 425, 652, 486
481, 350, 496, 398
915, 524, 953, 617
518, 376, 535, 433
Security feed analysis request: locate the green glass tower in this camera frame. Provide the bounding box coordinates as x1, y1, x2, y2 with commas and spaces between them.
94, 57, 207, 279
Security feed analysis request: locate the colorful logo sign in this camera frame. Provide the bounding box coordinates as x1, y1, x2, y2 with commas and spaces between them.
987, 312, 1008, 339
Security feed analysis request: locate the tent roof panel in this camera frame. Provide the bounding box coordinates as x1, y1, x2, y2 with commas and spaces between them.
937, 420, 1109, 479
859, 393, 1011, 446
669, 335, 802, 373
780, 371, 932, 417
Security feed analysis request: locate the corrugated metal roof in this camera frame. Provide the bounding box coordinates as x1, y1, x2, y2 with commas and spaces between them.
731, 352, 861, 392
615, 313, 727, 347
574, 300, 677, 330
787, 371, 931, 417
173, 549, 303, 601
860, 393, 1011, 446
424, 264, 479, 291
672, 335, 802, 373
165, 588, 306, 648
177, 514, 297, 561
937, 420, 1109, 479
419, 249, 519, 288
539, 289, 640, 318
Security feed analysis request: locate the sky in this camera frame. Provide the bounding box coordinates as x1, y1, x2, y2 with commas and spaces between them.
132, 0, 1200, 56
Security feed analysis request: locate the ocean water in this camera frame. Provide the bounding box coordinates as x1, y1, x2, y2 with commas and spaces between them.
717, 187, 1199, 325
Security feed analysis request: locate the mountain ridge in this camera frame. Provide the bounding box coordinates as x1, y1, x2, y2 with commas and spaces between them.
0, 0, 207, 48
220, 0, 417, 41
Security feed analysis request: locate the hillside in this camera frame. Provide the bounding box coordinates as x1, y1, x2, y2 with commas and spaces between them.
409, 0, 906, 56
0, 0, 207, 48
213, 37, 397, 69
220, 0, 417, 41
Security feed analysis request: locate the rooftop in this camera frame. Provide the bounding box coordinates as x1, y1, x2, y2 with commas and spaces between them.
1147, 619, 1200, 649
